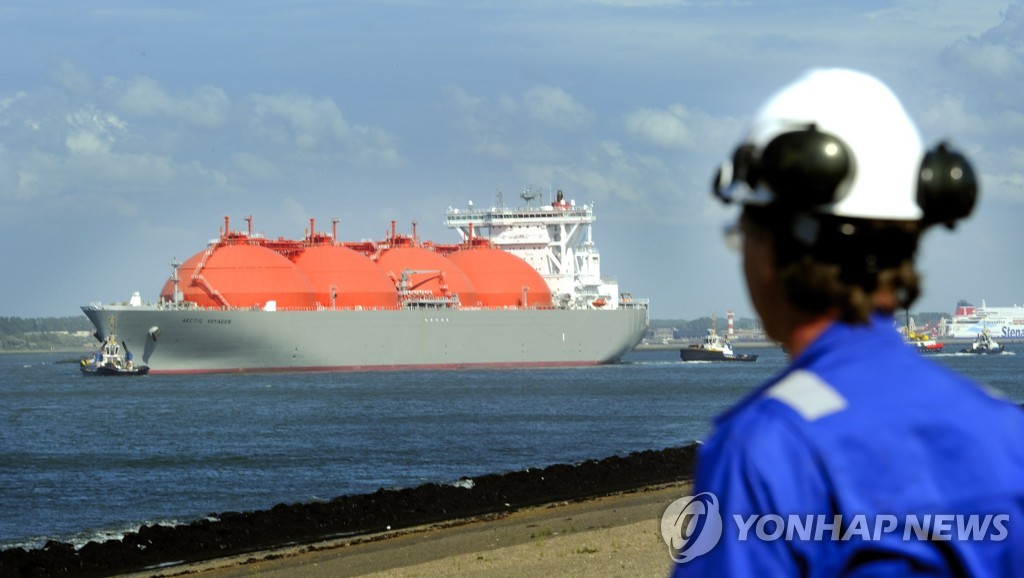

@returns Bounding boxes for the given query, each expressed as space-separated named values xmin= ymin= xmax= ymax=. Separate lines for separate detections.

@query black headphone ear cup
xmin=760 ymin=129 xmax=852 ymax=207
xmin=917 ymin=143 xmax=978 ymax=228
xmin=733 ymin=144 xmax=758 ymax=189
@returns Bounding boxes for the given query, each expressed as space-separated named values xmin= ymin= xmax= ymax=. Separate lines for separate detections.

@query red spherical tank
xmin=376 ymin=247 xmax=479 ymax=306
xmin=446 ymin=248 xmax=552 ymax=308
xmin=160 ymin=244 xmax=316 ymax=309
xmin=293 ymin=245 xmax=399 ymax=309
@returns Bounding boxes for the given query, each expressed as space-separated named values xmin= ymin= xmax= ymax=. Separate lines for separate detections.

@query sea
xmin=1 ymin=345 xmax=1021 ymax=551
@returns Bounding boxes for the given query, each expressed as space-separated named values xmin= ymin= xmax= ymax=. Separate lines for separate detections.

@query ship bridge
xmin=445 ymin=192 xmax=620 ymax=311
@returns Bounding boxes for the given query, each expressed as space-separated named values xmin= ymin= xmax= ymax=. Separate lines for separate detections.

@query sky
xmin=1 ymin=0 xmax=1022 ymax=320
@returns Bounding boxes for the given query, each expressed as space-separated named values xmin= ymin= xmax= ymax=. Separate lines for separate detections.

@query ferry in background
xmin=944 ymin=300 xmax=1024 ymax=340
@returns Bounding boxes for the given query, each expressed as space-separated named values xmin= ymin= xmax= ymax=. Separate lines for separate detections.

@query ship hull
xmin=680 ymin=349 xmax=758 ymax=362
xmin=959 ymin=347 xmax=1004 ymax=355
xmin=947 ymin=322 xmax=1024 ymax=340
xmin=82 ymin=305 xmax=649 ymax=374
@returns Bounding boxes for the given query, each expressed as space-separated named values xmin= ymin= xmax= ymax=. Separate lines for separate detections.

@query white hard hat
xmin=715 ymin=69 xmax=931 ymax=221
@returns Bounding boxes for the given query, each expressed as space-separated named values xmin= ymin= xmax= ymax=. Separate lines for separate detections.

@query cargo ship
xmin=944 ymin=300 xmax=1024 ymax=340
xmin=81 ymin=191 xmax=649 ymax=374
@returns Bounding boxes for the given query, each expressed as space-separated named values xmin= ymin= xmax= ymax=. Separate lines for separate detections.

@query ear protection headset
xmin=713 ymin=125 xmax=978 ymax=228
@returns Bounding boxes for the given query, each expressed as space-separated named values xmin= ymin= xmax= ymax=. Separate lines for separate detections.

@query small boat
xmin=903 ymin=312 xmax=943 ymax=354
xmin=960 ymin=328 xmax=1004 ymax=355
xmin=80 ymin=336 xmax=150 ymax=376
xmin=905 ymin=333 xmax=944 ymax=353
xmin=681 ymin=316 xmax=757 ymax=362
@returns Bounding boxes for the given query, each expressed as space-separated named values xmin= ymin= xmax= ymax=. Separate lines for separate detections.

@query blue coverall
xmin=672 ymin=314 xmax=1024 ymax=576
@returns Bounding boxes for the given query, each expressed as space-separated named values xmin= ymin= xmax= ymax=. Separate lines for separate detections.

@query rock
xmin=0 ymin=444 xmax=698 ymax=577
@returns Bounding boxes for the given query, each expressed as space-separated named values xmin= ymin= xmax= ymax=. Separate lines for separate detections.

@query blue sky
xmin=1 ymin=0 xmax=1022 ymax=319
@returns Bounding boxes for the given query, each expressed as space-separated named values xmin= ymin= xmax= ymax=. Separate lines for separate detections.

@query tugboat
xmin=680 ymin=315 xmax=758 ymax=362
xmin=903 ymin=312 xmax=943 ymax=354
xmin=80 ymin=336 xmax=150 ymax=376
xmin=959 ymin=328 xmax=1004 ymax=355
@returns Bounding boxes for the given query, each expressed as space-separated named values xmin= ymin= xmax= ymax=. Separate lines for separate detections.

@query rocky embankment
xmin=0 ymin=444 xmax=699 ymax=577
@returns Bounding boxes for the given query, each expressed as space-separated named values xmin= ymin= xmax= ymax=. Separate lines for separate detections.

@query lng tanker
xmin=82 ymin=191 xmax=649 ymax=374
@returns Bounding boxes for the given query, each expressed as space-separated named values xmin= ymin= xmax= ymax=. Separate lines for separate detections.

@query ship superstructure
xmin=445 ymin=190 xmax=618 ymax=310
xmin=944 ymin=300 xmax=1024 ymax=340
xmin=82 ymin=192 xmax=649 ymax=374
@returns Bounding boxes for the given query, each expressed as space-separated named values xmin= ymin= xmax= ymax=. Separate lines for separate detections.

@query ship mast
xmin=169 ymin=258 xmax=183 ymax=304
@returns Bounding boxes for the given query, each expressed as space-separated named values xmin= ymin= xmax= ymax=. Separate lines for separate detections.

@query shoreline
xmin=0 ymin=348 xmax=92 ymax=355
xmin=127 ymin=480 xmax=692 ymax=577
xmin=2 ymin=337 xmax=1019 ymax=356
xmin=0 ymin=445 xmax=698 ymax=578
xmin=637 ymin=336 xmax=1022 ymax=351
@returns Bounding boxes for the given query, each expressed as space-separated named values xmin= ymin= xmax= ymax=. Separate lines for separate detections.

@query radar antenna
xmin=520 ymin=187 xmax=541 ymax=207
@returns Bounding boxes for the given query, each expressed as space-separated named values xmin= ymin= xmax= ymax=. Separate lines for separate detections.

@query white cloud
xmin=947 ymin=39 xmax=1022 ymax=80
xmin=1 ymin=91 xmax=28 ymax=111
xmin=0 ymin=98 xmax=215 ymax=209
xmin=919 ymin=93 xmax=989 ymax=138
xmin=471 ymin=139 xmax=515 ymax=160
xmin=448 ymin=84 xmax=593 ymax=132
xmin=52 ymin=61 xmax=93 ymax=95
xmin=16 ymin=169 xmax=38 ymax=199
xmin=249 ymin=92 xmax=403 ymax=166
xmin=0 ymin=0 xmax=1021 ymax=318
xmin=586 ymin=0 xmax=687 ymax=6
xmin=624 ymin=105 xmax=694 ymax=149
xmin=116 ymin=77 xmax=230 ymax=129
xmin=513 ymin=138 xmax=676 ymax=208
xmin=444 ymin=84 xmax=596 ymax=163
xmin=446 ymin=85 xmax=484 ymax=114
xmin=65 ymin=131 xmax=111 ymax=155
xmin=522 ymin=85 xmax=593 ymax=130
xmin=942 ymin=2 xmax=1024 ymax=110
xmin=230 ymin=152 xmax=279 ymax=180
xmin=64 ymin=107 xmax=128 ymax=155
xmin=0 ymin=92 xmax=29 ymax=131
xmin=986 ymin=170 xmax=1024 ymax=202
xmin=251 ymin=92 xmax=350 ymax=149
xmin=624 ymin=103 xmax=744 ymax=154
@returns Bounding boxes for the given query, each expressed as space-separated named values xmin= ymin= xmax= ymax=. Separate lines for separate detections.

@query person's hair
xmin=743 ymin=206 xmax=922 ymax=324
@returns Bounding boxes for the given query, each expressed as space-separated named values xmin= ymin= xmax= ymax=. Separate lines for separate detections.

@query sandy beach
xmin=123 ymin=481 xmax=690 ymax=578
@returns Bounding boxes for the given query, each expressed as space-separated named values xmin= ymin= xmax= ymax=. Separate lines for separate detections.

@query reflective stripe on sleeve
xmin=765 ymin=369 xmax=848 ymax=421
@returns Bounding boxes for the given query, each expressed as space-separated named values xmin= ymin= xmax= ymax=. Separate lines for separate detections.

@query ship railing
xmin=156 ymin=299 xmax=201 ymax=310
xmin=401 ymin=300 xmax=459 ymax=309
xmin=139 ymin=300 xmax=642 ymax=313
xmin=444 ymin=210 xmax=595 ymax=228
xmin=445 ymin=207 xmax=593 ymax=220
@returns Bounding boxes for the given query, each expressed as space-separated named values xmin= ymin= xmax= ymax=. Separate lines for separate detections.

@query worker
xmin=671 ymin=68 xmax=1024 ymax=576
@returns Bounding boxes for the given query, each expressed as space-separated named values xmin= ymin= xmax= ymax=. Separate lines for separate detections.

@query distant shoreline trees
xmin=0 ymin=316 xmax=95 ymax=351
